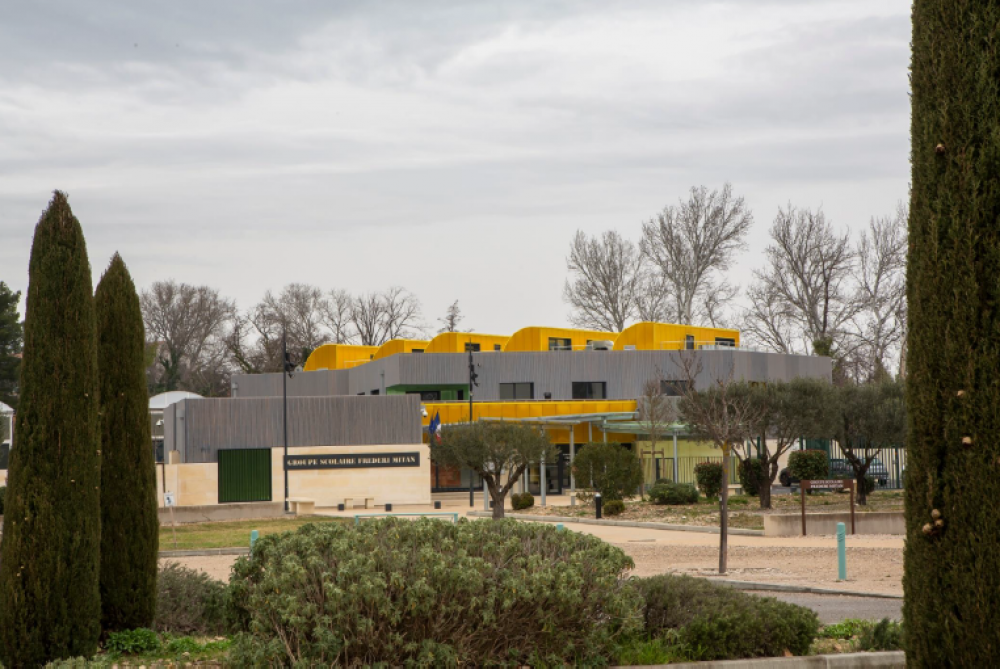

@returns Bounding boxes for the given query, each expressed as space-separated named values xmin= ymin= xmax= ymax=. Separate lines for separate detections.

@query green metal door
xmin=218 ymin=448 xmax=272 ymax=503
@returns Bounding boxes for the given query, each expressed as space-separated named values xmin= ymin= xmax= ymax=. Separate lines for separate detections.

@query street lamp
xmin=282 ymin=331 xmax=295 ymax=513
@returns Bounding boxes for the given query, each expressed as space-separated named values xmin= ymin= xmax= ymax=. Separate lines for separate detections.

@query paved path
xmin=750 ymin=592 xmax=902 ymax=623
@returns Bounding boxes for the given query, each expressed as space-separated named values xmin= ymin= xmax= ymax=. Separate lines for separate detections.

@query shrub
xmin=694 ymin=462 xmax=724 ymax=499
xmin=155 ymin=562 xmax=228 ymax=636
xmin=604 ymin=499 xmax=626 ymax=516
xmin=0 ymin=485 xmax=5 ymax=515
xmin=573 ymin=442 xmax=643 ymax=501
xmin=738 ymin=458 xmax=766 ymax=496
xmin=510 ymin=492 xmax=534 ymax=510
xmin=788 ymin=450 xmax=829 ymax=482
xmin=649 ymin=482 xmax=699 ymax=505
xmin=858 ymin=618 xmax=904 ymax=651
xmin=862 ymin=475 xmax=876 ymax=495
xmin=104 ymin=628 xmax=161 ymax=655
xmin=228 ymin=518 xmax=642 ymax=666
xmin=819 ymin=618 xmax=871 ymax=639
xmin=632 ymin=575 xmax=819 ymax=659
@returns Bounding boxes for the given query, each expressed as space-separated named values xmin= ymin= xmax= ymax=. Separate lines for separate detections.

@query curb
xmin=159 ymin=547 xmax=249 ymax=558
xmin=466 ymin=511 xmax=765 ymax=536
xmin=713 ymin=579 xmax=903 ymax=600
xmin=616 ymin=651 xmax=905 ymax=668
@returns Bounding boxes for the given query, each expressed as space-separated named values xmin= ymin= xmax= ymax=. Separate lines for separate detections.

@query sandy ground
xmin=166 ymin=516 xmax=904 ymax=596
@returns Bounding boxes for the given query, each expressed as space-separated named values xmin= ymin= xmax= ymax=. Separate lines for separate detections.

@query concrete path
xmin=750 ymin=592 xmax=902 ymax=624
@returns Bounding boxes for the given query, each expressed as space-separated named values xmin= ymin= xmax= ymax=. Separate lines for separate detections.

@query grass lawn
xmin=159 ymin=515 xmax=347 ymax=551
xmin=516 ymin=490 xmax=905 ymax=531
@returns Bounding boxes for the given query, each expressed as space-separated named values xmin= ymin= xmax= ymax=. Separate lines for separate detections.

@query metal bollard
xmin=837 ymin=522 xmax=847 ymax=581
xmin=337 ymin=503 xmax=345 ymax=512
xmin=434 ymin=501 xmax=442 ymax=510
xmin=385 ymin=503 xmax=393 ymax=512
xmin=556 ymin=523 xmax=564 ymax=531
xmin=595 ymin=493 xmax=603 ymax=519
xmin=250 ymin=530 xmax=259 ymax=550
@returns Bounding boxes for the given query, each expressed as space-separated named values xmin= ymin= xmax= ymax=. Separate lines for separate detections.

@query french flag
xmin=427 ymin=412 xmax=442 ymax=443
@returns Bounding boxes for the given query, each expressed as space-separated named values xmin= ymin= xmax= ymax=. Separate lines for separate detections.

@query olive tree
xmin=832 ymin=380 xmax=905 ymax=505
xmin=434 ymin=421 xmax=548 ymax=519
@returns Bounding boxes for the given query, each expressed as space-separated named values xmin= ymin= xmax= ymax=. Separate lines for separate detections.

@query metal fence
xmin=826 ymin=441 xmax=907 ymax=490
xmin=650 ymin=456 xmax=739 ymax=486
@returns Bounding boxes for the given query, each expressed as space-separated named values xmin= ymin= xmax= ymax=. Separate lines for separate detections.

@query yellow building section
xmin=421 ymin=400 xmax=638 ymax=444
xmin=424 ymin=332 xmax=510 ymax=354
xmin=613 ymin=322 xmax=739 ymax=351
xmin=373 ymin=338 xmax=432 ymax=361
xmin=303 ymin=343 xmax=379 ymax=371
xmin=503 ymin=326 xmax=618 ymax=352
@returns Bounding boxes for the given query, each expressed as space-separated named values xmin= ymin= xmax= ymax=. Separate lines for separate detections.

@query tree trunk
xmin=855 ymin=466 xmax=870 ymax=506
xmin=486 ymin=476 xmax=505 ymax=519
xmin=719 ymin=445 xmax=729 ymax=574
xmin=905 ymin=2 xmax=1000 ymax=664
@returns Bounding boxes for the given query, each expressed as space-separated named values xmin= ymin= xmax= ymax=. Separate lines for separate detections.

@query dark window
xmin=457 ymin=389 xmax=465 ymax=400
xmin=499 ymin=382 xmax=535 ymax=400
xmin=714 ymin=337 xmax=736 ymax=347
xmin=685 ymin=335 xmax=695 ymax=350
xmin=494 ymin=344 xmax=502 ymax=351
xmin=371 ymin=389 xmax=380 ymax=395
xmin=548 ymin=337 xmax=572 ymax=350
xmin=660 ymin=380 xmax=690 ymax=397
xmin=357 ymin=391 xmax=366 ymax=395
xmin=572 ymin=382 xmax=607 ymax=399
xmin=411 ymin=348 xmax=424 ymax=353
xmin=464 ymin=342 xmax=481 ymax=352
xmin=407 ymin=390 xmax=441 ymax=401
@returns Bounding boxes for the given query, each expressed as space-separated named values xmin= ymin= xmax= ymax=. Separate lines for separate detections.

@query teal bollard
xmin=250 ymin=530 xmax=259 ymax=550
xmin=836 ymin=522 xmax=847 ymax=581
xmin=556 ymin=524 xmax=564 ymax=531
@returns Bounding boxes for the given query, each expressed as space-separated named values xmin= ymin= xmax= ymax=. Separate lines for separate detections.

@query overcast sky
xmin=0 ymin=1 xmax=911 ymax=336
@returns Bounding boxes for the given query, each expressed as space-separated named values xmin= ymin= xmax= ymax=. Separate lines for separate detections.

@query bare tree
xmin=675 ymin=353 xmax=763 ymax=573
xmin=351 ymin=287 xmax=424 ymax=346
xmin=321 ymin=289 xmax=356 ymax=344
xmin=638 ymin=374 xmax=676 ymax=492
xmin=437 ymin=300 xmax=468 ymax=333
xmin=641 ymin=184 xmax=753 ymax=326
xmin=741 ymin=282 xmax=801 ymax=353
xmin=141 ymin=281 xmax=235 ymax=396
xmin=258 ymin=284 xmax=328 ymax=360
xmin=563 ymin=230 xmax=648 ymax=331
xmin=745 ymin=205 xmax=858 ymax=362
xmin=846 ymin=204 xmax=908 ymax=381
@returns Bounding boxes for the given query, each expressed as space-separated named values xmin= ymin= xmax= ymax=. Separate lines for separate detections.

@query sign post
xmin=800 ymin=479 xmax=855 ymax=536
xmin=164 ymin=491 xmax=178 ymax=550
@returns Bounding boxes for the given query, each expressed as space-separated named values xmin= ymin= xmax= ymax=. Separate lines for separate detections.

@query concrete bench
xmin=343 ymin=497 xmax=376 ymax=509
xmin=287 ymin=498 xmax=315 ymax=516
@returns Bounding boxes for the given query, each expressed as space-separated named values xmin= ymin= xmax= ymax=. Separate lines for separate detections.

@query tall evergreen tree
xmin=96 ymin=254 xmax=159 ymax=632
xmin=905 ymin=2 xmax=1000 ymax=664
xmin=0 ymin=281 xmax=22 ymax=410
xmin=0 ymin=192 xmax=102 ymax=665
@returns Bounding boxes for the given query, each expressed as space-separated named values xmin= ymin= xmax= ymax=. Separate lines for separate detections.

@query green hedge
xmin=738 ymin=458 xmax=766 ymax=496
xmin=227 ymin=519 xmax=642 ymax=666
xmin=694 ymin=462 xmax=724 ymax=499
xmin=604 ymin=499 xmax=626 ymax=516
xmin=649 ymin=482 xmax=699 ymax=505
xmin=632 ymin=575 xmax=819 ymax=660
xmin=788 ymin=450 xmax=829 ymax=482
xmin=510 ymin=492 xmax=534 ymax=510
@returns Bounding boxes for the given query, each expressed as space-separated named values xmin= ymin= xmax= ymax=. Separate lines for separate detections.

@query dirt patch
xmin=160 ymin=555 xmax=239 ymax=582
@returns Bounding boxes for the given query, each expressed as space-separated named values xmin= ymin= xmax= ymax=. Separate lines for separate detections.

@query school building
xmin=152 ymin=322 xmax=831 ymax=511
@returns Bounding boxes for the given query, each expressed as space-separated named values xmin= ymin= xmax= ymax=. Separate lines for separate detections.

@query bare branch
xmin=563 ymin=230 xmax=648 ymax=331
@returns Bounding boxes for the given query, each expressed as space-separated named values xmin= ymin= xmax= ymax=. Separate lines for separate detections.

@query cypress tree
xmin=96 ymin=254 xmax=159 ymax=632
xmin=0 ymin=191 xmax=102 ymax=665
xmin=905 ymin=1 xmax=1000 ymax=664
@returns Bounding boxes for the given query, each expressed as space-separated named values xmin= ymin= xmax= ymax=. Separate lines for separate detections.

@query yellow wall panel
xmin=614 ymin=322 xmax=740 ymax=351
xmin=303 ymin=343 xmax=379 ymax=371
xmin=503 ymin=326 xmax=619 ymax=352
xmin=373 ymin=339 xmax=432 ymax=361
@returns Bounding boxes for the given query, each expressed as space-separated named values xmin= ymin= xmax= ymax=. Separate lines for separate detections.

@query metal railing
xmin=649 ymin=456 xmax=739 ymax=486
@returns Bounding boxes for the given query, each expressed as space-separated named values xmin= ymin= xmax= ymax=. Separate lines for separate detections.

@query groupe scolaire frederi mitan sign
xmin=284 ymin=452 xmax=420 ymax=470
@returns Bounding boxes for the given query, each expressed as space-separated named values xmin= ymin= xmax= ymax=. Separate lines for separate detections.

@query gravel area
xmin=161 ymin=555 xmax=238 ymax=582
xmin=612 ymin=543 xmax=903 ymax=596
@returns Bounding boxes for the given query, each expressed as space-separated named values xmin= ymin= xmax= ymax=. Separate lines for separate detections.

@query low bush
xmin=694 ymin=462 xmax=724 ymax=499
xmin=632 ymin=574 xmax=819 ymax=660
xmin=155 ymin=562 xmax=229 ymax=635
xmin=649 ymin=482 xmax=699 ymax=505
xmin=819 ymin=618 xmax=871 ymax=639
xmin=858 ymin=618 xmax=904 ymax=651
xmin=510 ymin=492 xmax=534 ymax=510
xmin=738 ymin=458 xmax=766 ymax=497
xmin=603 ymin=499 xmax=626 ymax=516
xmin=788 ymin=450 xmax=829 ymax=482
xmin=227 ymin=518 xmax=643 ymax=666
xmin=105 ymin=628 xmax=161 ymax=655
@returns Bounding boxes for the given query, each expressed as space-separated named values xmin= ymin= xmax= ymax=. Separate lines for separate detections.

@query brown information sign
xmin=800 ymin=479 xmax=855 ymax=536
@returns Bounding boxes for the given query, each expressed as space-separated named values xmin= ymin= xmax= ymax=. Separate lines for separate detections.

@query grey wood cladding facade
xmin=164 ymin=395 xmax=422 ymax=464
xmin=232 ymin=349 xmax=833 ymax=402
